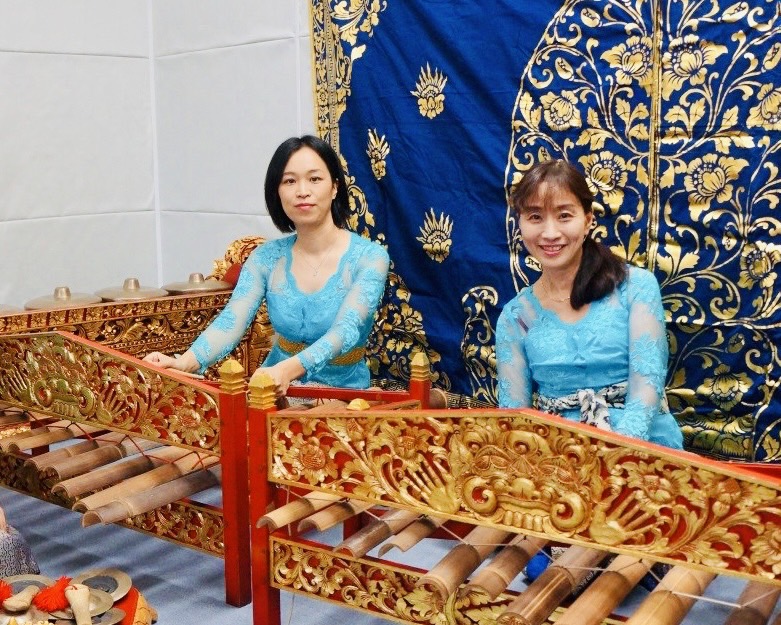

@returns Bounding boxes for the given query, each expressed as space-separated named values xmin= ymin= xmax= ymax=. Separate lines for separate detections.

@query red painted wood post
xmin=217 ymin=359 xmax=252 ymax=607
xmin=247 ymin=372 xmax=281 ymax=625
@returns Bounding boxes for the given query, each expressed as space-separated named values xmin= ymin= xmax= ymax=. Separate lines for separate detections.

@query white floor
xmin=0 ymin=487 xmax=776 ymax=625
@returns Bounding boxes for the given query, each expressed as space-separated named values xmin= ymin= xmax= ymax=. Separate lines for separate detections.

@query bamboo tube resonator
xmin=257 ymin=491 xmax=344 ymax=531
xmin=334 ymin=508 xmax=421 ymax=558
xmin=497 ymin=546 xmax=609 ymax=625
xmin=83 ymin=465 xmax=222 ymax=526
xmin=417 ymin=525 xmax=512 ymax=602
xmin=460 ymin=534 xmax=548 ymax=600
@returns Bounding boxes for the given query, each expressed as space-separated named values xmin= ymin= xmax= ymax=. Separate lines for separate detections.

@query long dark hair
xmin=510 ymin=160 xmax=627 ymax=308
xmin=264 ymin=135 xmax=350 ymax=233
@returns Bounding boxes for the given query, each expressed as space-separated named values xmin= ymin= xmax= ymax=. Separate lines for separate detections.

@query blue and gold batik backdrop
xmin=309 ymin=0 xmax=781 ymax=461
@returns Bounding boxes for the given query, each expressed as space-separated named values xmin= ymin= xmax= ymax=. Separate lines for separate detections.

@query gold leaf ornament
xmin=366 ymin=128 xmax=390 ymax=180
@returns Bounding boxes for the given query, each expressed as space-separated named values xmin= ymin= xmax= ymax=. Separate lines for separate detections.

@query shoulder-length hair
xmin=264 ymin=135 xmax=350 ymax=233
xmin=510 ymin=159 xmax=627 ymax=308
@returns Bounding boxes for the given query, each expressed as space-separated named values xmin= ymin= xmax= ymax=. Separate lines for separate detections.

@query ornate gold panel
xmin=270 ymin=536 xmax=624 ymax=625
xmin=0 ymin=332 xmax=222 ymax=454
xmin=269 ymin=409 xmax=781 ymax=585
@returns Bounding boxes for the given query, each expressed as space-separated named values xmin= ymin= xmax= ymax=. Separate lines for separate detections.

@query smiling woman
xmin=143 ymin=136 xmax=390 ymax=395
xmin=496 ymin=159 xmax=682 ymax=450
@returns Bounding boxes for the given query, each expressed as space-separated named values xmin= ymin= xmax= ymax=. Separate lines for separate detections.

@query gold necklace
xmin=540 ymin=278 xmax=571 ymax=303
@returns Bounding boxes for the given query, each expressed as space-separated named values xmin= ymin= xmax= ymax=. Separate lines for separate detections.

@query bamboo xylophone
xmin=247 ymin=376 xmax=781 ymax=625
xmin=0 ymin=330 xmax=255 ymax=607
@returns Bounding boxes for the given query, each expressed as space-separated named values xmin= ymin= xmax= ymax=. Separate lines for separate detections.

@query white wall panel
xmin=158 ymin=211 xmax=280 ymax=286
xmin=0 ymin=213 xmax=158 ymax=308
xmin=0 ymin=0 xmax=148 ymax=57
xmin=297 ymin=0 xmax=312 ymax=37
xmin=153 ymin=0 xmax=295 ymax=57
xmin=0 ymin=53 xmax=153 ymax=220
xmin=154 ymin=40 xmax=300 ymax=215
xmin=298 ymin=34 xmax=316 ymax=134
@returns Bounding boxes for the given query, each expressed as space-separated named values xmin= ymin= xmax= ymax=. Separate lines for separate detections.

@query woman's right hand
xmin=142 ymin=350 xmax=199 ymax=373
xmin=143 ymin=352 xmax=178 ymax=368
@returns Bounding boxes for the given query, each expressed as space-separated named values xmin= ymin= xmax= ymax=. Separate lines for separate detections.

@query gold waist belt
xmin=276 ymin=335 xmax=365 ymax=366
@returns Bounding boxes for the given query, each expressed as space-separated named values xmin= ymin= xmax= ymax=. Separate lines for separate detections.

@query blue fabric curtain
xmin=310 ymin=0 xmax=781 ymax=461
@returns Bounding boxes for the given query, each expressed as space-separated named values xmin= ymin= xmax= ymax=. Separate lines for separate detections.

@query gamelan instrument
xmin=247 ymin=372 xmax=781 ymax=625
xmin=0 ymin=238 xmax=269 ymax=608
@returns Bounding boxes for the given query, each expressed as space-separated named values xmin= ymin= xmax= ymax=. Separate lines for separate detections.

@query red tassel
xmin=31 ymin=575 xmax=72 ymax=612
xmin=0 ymin=579 xmax=12 ymax=603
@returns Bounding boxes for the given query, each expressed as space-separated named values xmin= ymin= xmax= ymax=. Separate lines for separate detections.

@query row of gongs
xmin=0 ymin=273 xmax=233 ymax=313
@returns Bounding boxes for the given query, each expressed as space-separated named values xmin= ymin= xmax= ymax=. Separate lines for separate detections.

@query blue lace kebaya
xmin=496 ymin=266 xmax=683 ymax=449
xmin=192 ymin=232 xmax=389 ymax=389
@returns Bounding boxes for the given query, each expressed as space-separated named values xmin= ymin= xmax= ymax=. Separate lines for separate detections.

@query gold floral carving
xmin=416 ymin=209 xmax=453 ymax=263
xmin=0 ymin=332 xmax=222 ymax=453
xmin=411 ymin=63 xmax=448 ymax=119
xmin=127 ymin=500 xmax=225 ymax=557
xmin=366 ymin=129 xmax=390 ymax=180
xmin=0 ymin=293 xmax=232 ymax=358
xmin=270 ymin=409 xmax=781 ymax=585
xmin=270 ymin=536 xmax=623 ymax=624
xmin=208 ymin=235 xmax=265 ymax=281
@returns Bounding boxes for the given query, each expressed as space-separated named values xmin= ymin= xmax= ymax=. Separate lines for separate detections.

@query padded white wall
xmin=153 ymin=0 xmax=315 ymax=284
xmin=0 ymin=0 xmax=315 ymax=308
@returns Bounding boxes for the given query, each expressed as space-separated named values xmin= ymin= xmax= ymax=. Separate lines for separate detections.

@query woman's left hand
xmin=254 ymin=357 xmax=305 ymax=397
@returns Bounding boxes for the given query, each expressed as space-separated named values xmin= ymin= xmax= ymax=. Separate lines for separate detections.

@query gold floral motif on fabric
xmin=411 ymin=63 xmax=448 ymax=119
xmin=366 ymin=129 xmax=390 ymax=180
xmin=417 ymin=209 xmax=453 ymax=263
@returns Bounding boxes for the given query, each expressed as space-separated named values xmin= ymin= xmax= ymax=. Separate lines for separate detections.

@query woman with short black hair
xmin=145 ymin=135 xmax=389 ymax=395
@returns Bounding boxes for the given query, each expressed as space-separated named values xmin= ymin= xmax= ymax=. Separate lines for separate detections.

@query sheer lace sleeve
xmin=190 ymin=244 xmax=274 ymax=373
xmin=496 ymin=294 xmax=533 ymax=408
xmin=614 ymin=267 xmax=669 ymax=439
xmin=297 ymin=240 xmax=390 ymax=376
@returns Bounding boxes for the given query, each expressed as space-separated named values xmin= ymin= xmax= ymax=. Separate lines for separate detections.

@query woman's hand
xmin=142 ymin=350 xmax=200 ymax=373
xmin=255 ymin=357 xmax=305 ymax=397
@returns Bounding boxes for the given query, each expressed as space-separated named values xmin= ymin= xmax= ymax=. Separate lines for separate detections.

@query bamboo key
xmin=297 ymin=498 xmax=374 ymax=533
xmin=377 ymin=514 xmax=447 ymax=557
xmin=72 ymin=447 xmax=218 ymax=511
xmin=83 ymin=466 xmax=222 ymax=526
xmin=5 ymin=422 xmax=104 ymax=453
xmin=555 ymin=555 xmax=654 ymax=625
xmin=52 ymin=444 xmax=192 ymax=500
xmin=42 ymin=435 xmax=162 ymax=481
xmin=723 ymin=580 xmax=781 ymax=625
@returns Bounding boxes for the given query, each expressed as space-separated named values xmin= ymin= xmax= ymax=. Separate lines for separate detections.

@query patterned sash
xmin=535 ymin=381 xmax=628 ymax=431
